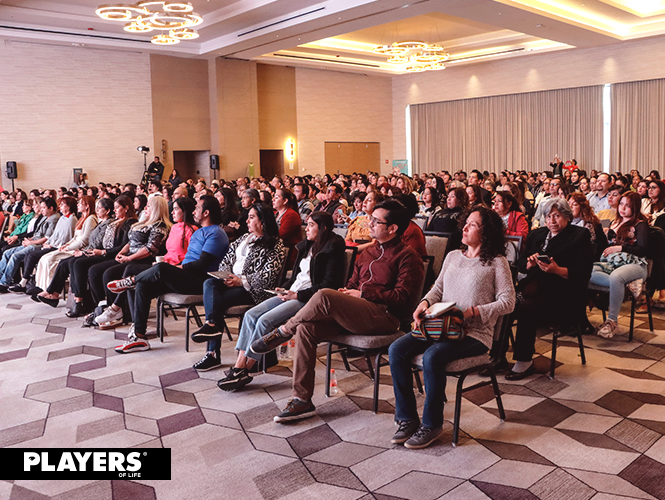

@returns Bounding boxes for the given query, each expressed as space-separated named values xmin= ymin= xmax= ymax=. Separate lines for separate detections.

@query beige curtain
xmin=610 ymin=79 xmax=665 ymax=176
xmin=410 ymin=85 xmax=604 ymax=174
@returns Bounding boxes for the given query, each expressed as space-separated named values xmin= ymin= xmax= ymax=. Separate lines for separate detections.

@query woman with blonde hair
xmin=91 ymin=195 xmax=172 ymax=329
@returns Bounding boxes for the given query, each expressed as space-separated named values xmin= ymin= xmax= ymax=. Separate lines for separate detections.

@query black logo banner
xmin=0 ymin=448 xmax=171 ymax=480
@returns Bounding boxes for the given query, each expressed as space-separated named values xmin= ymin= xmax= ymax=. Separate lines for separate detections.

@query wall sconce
xmin=286 ymin=138 xmax=296 ymax=162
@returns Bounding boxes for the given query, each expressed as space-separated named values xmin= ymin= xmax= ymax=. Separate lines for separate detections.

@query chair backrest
xmin=276 ymin=246 xmax=293 ymax=286
xmin=425 ymin=234 xmax=448 ymax=278
xmin=332 ymin=223 xmax=348 ymax=238
xmin=0 ymin=215 xmax=8 ymax=236
xmin=342 ymin=246 xmax=358 ymax=284
xmin=420 ymin=256 xmax=434 ymax=297
xmin=412 ymin=216 xmax=427 ymax=230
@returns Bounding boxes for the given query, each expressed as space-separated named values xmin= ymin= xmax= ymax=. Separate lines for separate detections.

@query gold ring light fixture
xmin=373 ymin=40 xmax=449 ymax=72
xmin=96 ymin=1 xmax=202 ymax=45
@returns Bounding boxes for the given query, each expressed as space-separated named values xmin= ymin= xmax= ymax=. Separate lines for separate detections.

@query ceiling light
xmin=410 ymin=51 xmax=447 ymax=63
xmin=405 ymin=65 xmax=426 ymax=72
xmin=372 ymin=44 xmax=408 ymax=55
xmin=151 ymin=33 xmax=180 ymax=44
xmin=96 ymin=1 xmax=201 ymax=44
xmin=392 ymin=41 xmax=428 ymax=50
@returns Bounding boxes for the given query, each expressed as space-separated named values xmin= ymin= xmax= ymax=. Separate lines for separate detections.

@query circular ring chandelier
xmin=96 ymin=1 xmax=202 ymax=45
xmin=373 ymin=40 xmax=449 ymax=72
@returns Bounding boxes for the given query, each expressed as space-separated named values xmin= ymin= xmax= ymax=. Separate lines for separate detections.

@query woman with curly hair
xmin=388 ymin=206 xmax=515 ymax=449
xmin=568 ymin=192 xmax=607 ymax=260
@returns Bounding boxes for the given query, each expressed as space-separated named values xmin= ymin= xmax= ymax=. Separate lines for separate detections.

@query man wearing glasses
xmin=319 ymin=184 xmax=345 ymax=216
xmin=251 ymin=199 xmax=424 ymax=422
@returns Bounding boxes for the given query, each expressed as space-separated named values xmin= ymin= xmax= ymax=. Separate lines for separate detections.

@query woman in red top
xmin=274 ymin=188 xmax=302 ymax=265
xmin=493 ymin=190 xmax=528 ymax=239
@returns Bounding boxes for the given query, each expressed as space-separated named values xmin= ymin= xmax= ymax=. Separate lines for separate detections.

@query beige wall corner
xmin=213 ymin=58 xmax=260 ymax=181
xmin=257 ymin=64 xmax=298 ymax=176
xmin=0 ymin=42 xmax=153 ymax=190
xmin=150 ymin=54 xmax=211 ymax=181
xmin=295 ymin=68 xmax=393 ymax=177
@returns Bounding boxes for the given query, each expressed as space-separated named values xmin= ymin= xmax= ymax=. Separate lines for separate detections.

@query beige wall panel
xmin=393 ymin=36 xmax=665 ymax=162
xmin=0 ymin=42 xmax=153 ymax=190
xmin=257 ymin=64 xmax=298 ymax=175
xmin=295 ymin=68 xmax=393 ymax=177
xmin=150 ymin=55 xmax=210 ymax=178
xmin=213 ymin=58 xmax=260 ymax=181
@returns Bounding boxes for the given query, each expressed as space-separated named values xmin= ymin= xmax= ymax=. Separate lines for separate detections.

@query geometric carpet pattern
xmin=2 ymin=293 xmax=665 ymax=500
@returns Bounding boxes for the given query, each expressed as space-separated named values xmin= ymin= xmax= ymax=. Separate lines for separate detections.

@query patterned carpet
xmin=1 ymin=292 xmax=665 ymax=500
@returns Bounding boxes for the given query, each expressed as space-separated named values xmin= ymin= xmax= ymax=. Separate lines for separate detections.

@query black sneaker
xmin=391 ymin=420 xmax=420 ymax=444
xmin=191 ymin=323 xmax=223 ymax=343
xmin=217 ymin=368 xmax=252 ymax=392
xmin=193 ymin=352 xmax=221 ymax=371
xmin=250 ymin=328 xmax=293 ymax=355
xmin=8 ymin=284 xmax=26 ymax=293
xmin=404 ymin=425 xmax=444 ymax=449
xmin=274 ymin=398 xmax=316 ymax=422
xmin=0 ymin=285 xmax=9 ymax=294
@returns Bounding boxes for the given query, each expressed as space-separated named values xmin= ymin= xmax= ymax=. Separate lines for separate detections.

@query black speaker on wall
xmin=210 ymin=155 xmax=219 ymax=170
xmin=6 ymin=162 xmax=17 ymax=179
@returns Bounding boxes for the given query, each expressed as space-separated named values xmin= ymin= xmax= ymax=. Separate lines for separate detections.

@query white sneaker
xmin=96 ymin=306 xmax=124 ymax=330
xmin=115 ymin=327 xmax=150 ymax=354
xmin=597 ymin=319 xmax=619 ymax=339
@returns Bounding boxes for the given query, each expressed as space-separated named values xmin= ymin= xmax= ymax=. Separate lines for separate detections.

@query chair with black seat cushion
xmin=411 ymin=314 xmax=511 ymax=446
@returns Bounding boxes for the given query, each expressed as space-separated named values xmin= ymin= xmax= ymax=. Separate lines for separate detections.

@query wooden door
xmin=260 ymin=149 xmax=284 ymax=179
xmin=325 ymin=142 xmax=380 ymax=176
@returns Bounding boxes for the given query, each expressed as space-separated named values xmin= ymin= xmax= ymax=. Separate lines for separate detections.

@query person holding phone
xmin=188 ymin=203 xmax=286 ymax=371
xmin=206 ymin=212 xmax=345 ymax=389
xmin=506 ymin=198 xmax=593 ymax=380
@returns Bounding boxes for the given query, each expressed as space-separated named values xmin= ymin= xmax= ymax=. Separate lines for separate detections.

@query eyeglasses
xmin=369 ymin=215 xmax=389 ymax=226
xmin=649 ymin=186 xmax=658 ymax=190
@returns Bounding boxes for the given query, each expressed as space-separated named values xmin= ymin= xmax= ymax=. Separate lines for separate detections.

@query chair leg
xmin=629 ymin=297 xmax=635 ymax=343
xmin=158 ymin=299 xmax=164 ymax=343
xmin=340 ymin=350 xmax=351 ymax=372
xmin=576 ymin=324 xmax=586 ymax=365
xmin=647 ymin=295 xmax=654 ymax=333
xmin=166 ymin=304 xmax=177 ymax=321
xmin=413 ymin=370 xmax=424 ymax=395
xmin=185 ymin=307 xmax=195 ymax=353
xmin=601 ymin=309 xmax=606 ymax=321
xmin=365 ymin=353 xmax=375 ymax=381
xmin=488 ymin=370 xmax=506 ymax=421
xmin=550 ymin=331 xmax=558 ymax=379
xmin=372 ymin=351 xmax=382 ymax=414
xmin=452 ymin=374 xmax=466 ymax=446
xmin=325 ymin=343 xmax=332 ymax=398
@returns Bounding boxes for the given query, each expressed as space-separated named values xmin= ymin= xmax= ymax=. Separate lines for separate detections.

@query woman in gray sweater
xmin=389 ymin=206 xmax=515 ymax=449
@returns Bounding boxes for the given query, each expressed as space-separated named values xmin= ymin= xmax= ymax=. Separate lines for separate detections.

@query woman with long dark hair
xmin=493 ymin=190 xmax=528 ymax=239
xmin=206 ymin=212 xmax=346 ymax=390
xmin=389 ymin=206 xmax=515 ymax=449
xmin=592 ymin=191 xmax=649 ymax=338
xmin=189 ymin=203 xmax=286 ymax=373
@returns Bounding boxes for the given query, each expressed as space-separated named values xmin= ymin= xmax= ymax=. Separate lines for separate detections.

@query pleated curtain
xmin=410 ymin=85 xmax=604 ymax=174
xmin=610 ymin=79 xmax=665 ymax=176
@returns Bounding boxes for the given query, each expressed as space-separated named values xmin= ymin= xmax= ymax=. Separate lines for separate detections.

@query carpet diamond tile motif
xmin=2 ymin=294 xmax=665 ymax=499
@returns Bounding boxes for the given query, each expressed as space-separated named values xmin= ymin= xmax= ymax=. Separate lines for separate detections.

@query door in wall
xmin=173 ymin=151 xmax=211 ymax=185
xmin=325 ymin=142 xmax=380 ymax=176
xmin=260 ymin=149 xmax=284 ymax=180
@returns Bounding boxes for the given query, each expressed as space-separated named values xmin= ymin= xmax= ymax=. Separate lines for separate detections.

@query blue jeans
xmin=0 ymin=245 xmax=38 ymax=286
xmin=389 ymin=333 xmax=487 ymax=429
xmin=202 ymin=278 xmax=253 ymax=355
xmin=236 ymin=296 xmax=305 ymax=361
xmin=590 ymin=263 xmax=647 ymax=322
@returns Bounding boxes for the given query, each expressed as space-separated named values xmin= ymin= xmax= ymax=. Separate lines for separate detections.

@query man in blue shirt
xmin=109 ymin=195 xmax=229 ymax=353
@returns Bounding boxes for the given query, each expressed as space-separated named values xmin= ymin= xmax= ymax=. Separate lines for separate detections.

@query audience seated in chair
xmin=212 ymin=212 xmax=345 ymax=390
xmin=187 ymin=202 xmax=285 ymax=368
xmin=388 ymin=206 xmax=515 ymax=449
xmin=249 ymin=199 xmax=424 ymax=423
xmin=507 ymin=198 xmax=593 ymax=380
xmin=106 ymin=195 xmax=229 ymax=353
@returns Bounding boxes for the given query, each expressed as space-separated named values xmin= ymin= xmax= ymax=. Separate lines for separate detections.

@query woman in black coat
xmin=506 ymin=197 xmax=593 ymax=380
xmin=204 ymin=211 xmax=346 ymax=390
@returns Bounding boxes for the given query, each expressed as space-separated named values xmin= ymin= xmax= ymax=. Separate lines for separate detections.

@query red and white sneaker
xmin=115 ymin=327 xmax=150 ymax=354
xmin=107 ymin=276 xmax=136 ymax=293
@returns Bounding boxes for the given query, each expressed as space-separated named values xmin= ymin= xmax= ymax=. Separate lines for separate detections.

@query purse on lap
xmin=410 ymin=302 xmax=466 ymax=342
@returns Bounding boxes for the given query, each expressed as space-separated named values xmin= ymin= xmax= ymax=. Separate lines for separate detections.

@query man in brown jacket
xmin=251 ymin=199 xmax=424 ymax=422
